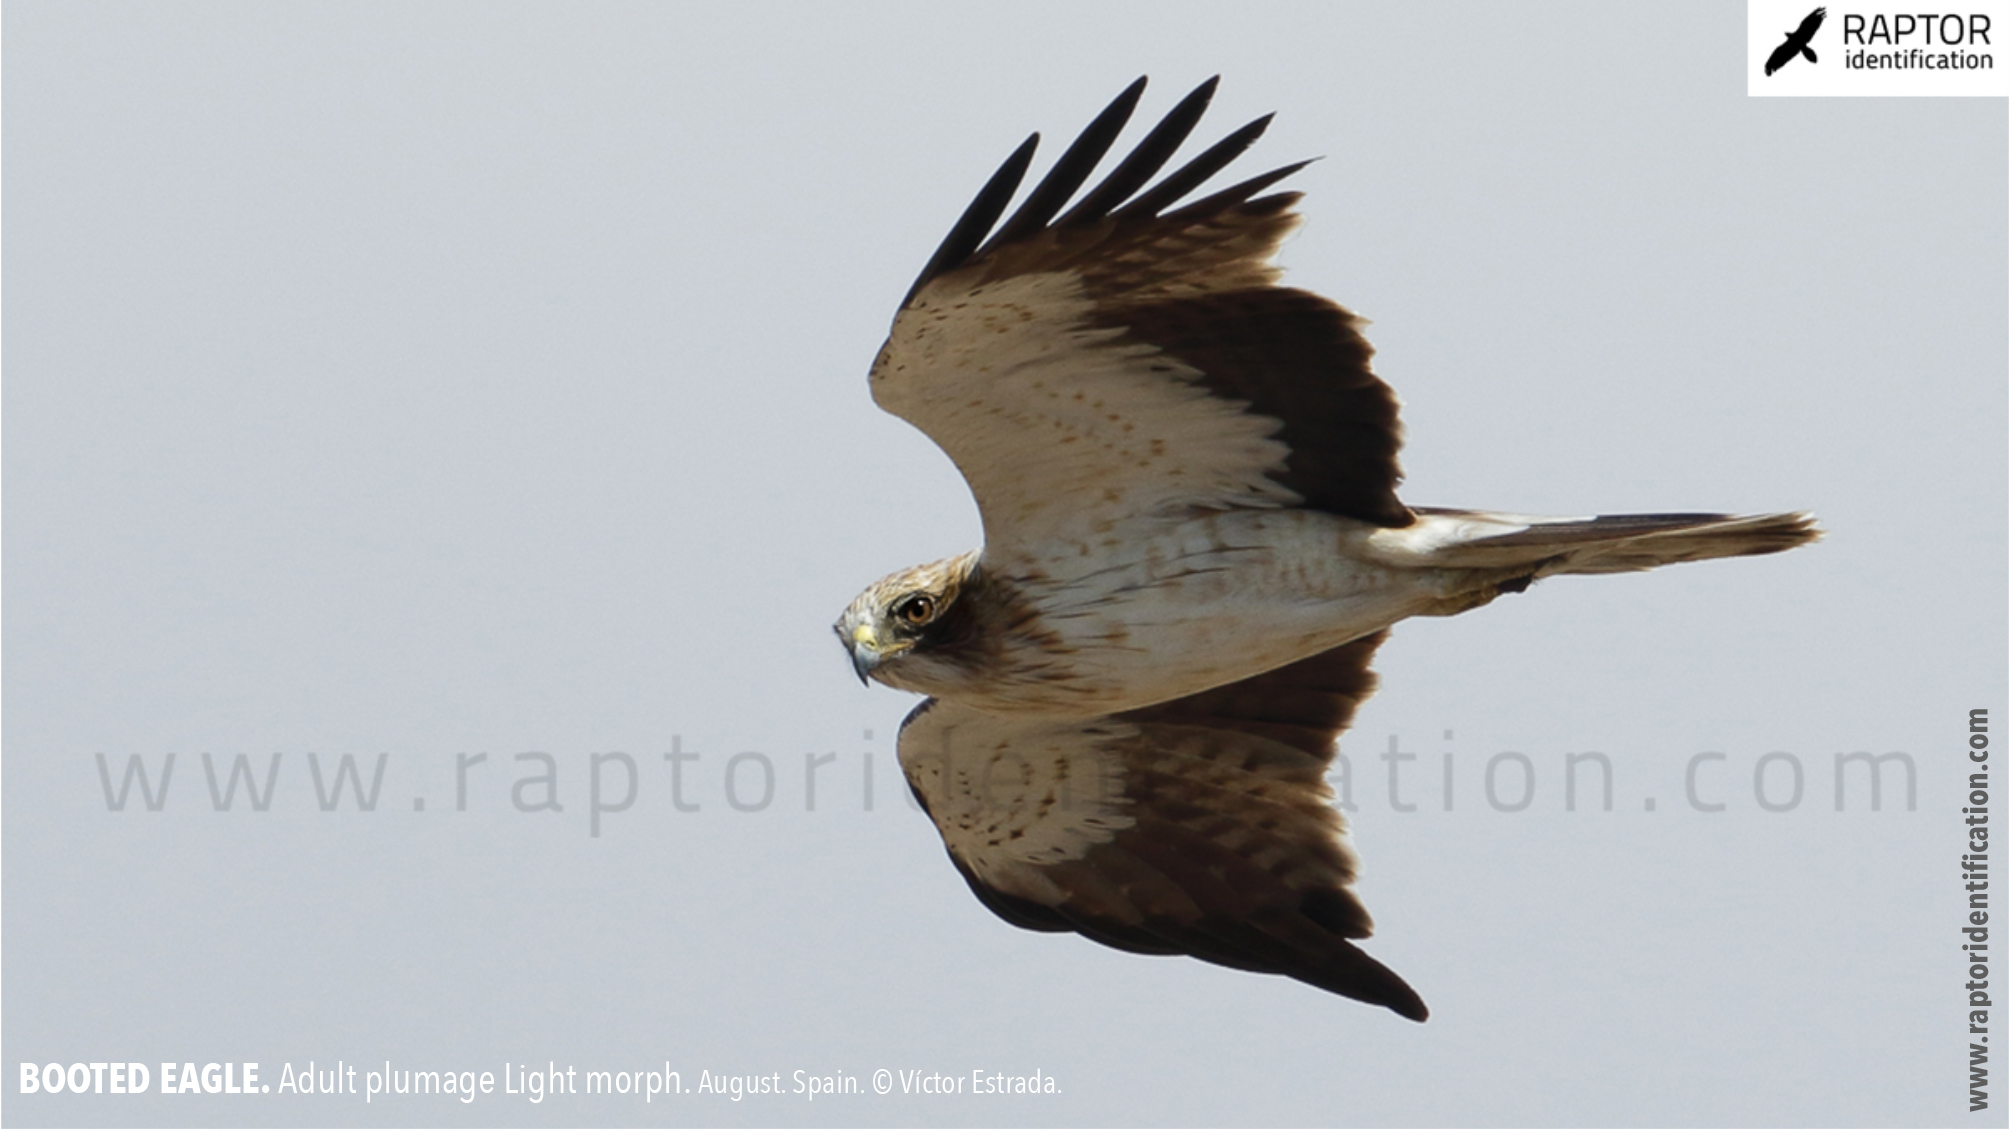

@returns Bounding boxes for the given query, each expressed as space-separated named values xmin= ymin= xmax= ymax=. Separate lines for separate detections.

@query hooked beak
xmin=849 ymin=644 xmax=879 ymax=685
xmin=846 ymin=624 xmax=883 ymax=686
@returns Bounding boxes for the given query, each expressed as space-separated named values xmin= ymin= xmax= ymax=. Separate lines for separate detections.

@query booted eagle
xmin=836 ymin=78 xmax=1817 ymax=1021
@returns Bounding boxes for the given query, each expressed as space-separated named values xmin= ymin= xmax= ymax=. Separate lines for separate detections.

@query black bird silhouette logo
xmin=1766 ymin=7 xmax=1827 ymax=75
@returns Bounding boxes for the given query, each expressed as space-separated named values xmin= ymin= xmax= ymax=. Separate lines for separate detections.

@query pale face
xmin=832 ymin=554 xmax=975 ymax=691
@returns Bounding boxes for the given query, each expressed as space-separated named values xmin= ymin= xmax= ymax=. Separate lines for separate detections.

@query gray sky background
xmin=4 ymin=2 xmax=2004 ymax=1127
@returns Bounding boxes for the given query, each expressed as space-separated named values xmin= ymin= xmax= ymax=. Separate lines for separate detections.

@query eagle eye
xmin=893 ymin=593 xmax=938 ymax=626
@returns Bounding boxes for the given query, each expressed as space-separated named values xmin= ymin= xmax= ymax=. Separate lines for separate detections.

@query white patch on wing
xmin=1366 ymin=509 xmax=1819 ymax=574
xmin=870 ymin=270 xmax=1300 ymax=568
xmin=1363 ymin=510 xmax=1557 ymax=560
xmin=899 ymin=701 xmax=1136 ymax=901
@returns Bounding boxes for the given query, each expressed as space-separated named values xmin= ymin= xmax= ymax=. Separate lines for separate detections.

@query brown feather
xmin=898 ymin=631 xmax=1426 ymax=1019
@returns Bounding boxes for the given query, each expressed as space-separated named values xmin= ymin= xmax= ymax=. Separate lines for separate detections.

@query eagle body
xmin=833 ymin=79 xmax=1818 ymax=1020
xmin=861 ymin=509 xmax=1483 ymax=718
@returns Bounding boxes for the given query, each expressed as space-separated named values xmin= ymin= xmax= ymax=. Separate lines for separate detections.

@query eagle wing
xmin=896 ymin=630 xmax=1427 ymax=1020
xmin=869 ymin=79 xmax=1411 ymax=571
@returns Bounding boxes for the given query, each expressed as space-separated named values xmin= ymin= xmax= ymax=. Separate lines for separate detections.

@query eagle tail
xmin=1404 ymin=508 xmax=1820 ymax=577
xmin=1803 ymin=45 xmax=1818 ymax=64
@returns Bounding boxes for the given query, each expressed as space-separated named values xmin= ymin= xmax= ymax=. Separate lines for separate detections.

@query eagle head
xmin=834 ymin=551 xmax=980 ymax=691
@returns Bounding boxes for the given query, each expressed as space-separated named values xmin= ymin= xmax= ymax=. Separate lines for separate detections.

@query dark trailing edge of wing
xmin=1107 ymin=288 xmax=1409 ymax=527
xmin=903 ymin=76 xmax=1292 ymax=305
xmin=943 ymin=845 xmax=1426 ymax=1020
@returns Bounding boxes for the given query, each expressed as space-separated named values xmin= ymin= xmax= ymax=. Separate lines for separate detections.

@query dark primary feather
xmin=1163 ymin=158 xmax=1314 ymax=221
xmin=1054 ymin=77 xmax=1219 ymax=226
xmin=902 ymin=76 xmax=1291 ymax=300
xmin=974 ymin=77 xmax=1147 ymax=258
xmin=1112 ymin=112 xmax=1276 ymax=220
xmin=887 ymin=77 xmax=1415 ymax=530
xmin=901 ymin=134 xmax=1039 ymax=307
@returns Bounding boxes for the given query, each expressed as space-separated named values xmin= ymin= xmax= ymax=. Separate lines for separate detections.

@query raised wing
xmin=869 ymin=78 xmax=1411 ymax=570
xmin=896 ymin=631 xmax=1427 ymax=1019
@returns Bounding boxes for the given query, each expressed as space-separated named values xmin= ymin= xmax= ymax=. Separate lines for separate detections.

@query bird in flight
xmin=835 ymin=78 xmax=1817 ymax=1020
xmin=1766 ymin=7 xmax=1827 ymax=75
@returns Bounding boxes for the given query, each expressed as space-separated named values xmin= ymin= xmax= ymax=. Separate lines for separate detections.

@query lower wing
xmin=895 ymin=632 xmax=1428 ymax=1020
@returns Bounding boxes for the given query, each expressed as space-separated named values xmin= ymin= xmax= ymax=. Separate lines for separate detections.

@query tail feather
xmin=1406 ymin=507 xmax=1820 ymax=576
